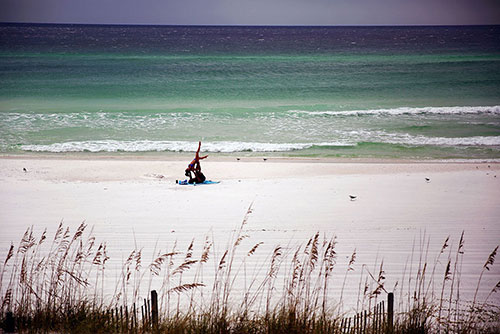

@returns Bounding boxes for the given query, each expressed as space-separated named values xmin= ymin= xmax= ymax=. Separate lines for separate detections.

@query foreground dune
xmin=1 ymin=156 xmax=499 ymax=308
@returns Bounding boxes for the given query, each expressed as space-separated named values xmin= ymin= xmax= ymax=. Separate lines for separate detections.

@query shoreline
xmin=2 ymin=152 xmax=500 ymax=164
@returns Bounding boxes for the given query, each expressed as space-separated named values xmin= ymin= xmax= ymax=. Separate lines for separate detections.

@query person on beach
xmin=185 ymin=160 xmax=206 ymax=184
xmin=185 ymin=141 xmax=208 ymax=184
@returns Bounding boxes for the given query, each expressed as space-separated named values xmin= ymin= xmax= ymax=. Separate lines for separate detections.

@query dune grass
xmin=0 ymin=213 xmax=499 ymax=333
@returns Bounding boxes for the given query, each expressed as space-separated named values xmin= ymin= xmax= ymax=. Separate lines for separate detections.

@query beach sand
xmin=1 ymin=156 xmax=499 ymax=309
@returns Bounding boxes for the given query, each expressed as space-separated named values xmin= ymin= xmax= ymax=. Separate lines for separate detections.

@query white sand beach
xmin=1 ymin=156 xmax=499 ymax=309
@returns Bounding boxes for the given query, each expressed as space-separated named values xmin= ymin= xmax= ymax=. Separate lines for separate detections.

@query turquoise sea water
xmin=1 ymin=24 xmax=500 ymax=159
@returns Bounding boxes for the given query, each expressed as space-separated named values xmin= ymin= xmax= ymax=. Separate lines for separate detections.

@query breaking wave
xmin=381 ymin=135 xmax=500 ymax=146
xmin=20 ymin=140 xmax=351 ymax=153
xmin=289 ymin=105 xmax=500 ymax=116
xmin=20 ymin=135 xmax=500 ymax=153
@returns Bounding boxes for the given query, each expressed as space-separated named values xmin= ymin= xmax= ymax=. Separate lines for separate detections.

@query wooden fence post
xmin=125 ymin=305 xmax=129 ymax=331
xmin=120 ymin=306 xmax=124 ymax=331
xmin=151 ymin=290 xmax=159 ymax=332
xmin=363 ymin=310 xmax=367 ymax=333
xmin=388 ymin=292 xmax=394 ymax=333
xmin=141 ymin=304 xmax=145 ymax=329
xmin=133 ymin=303 xmax=137 ymax=333
xmin=115 ymin=307 xmax=119 ymax=331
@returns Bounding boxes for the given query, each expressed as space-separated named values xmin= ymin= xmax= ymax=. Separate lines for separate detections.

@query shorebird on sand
xmin=425 ymin=177 xmax=431 ymax=183
xmin=349 ymin=195 xmax=357 ymax=201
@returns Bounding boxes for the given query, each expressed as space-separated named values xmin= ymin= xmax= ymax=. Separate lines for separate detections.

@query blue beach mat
xmin=177 ymin=180 xmax=220 ymax=185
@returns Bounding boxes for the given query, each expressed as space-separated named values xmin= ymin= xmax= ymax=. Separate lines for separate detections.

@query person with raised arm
xmin=185 ymin=141 xmax=208 ymax=184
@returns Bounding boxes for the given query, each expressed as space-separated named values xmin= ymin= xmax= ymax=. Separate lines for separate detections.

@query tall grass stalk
xmin=1 ymin=220 xmax=499 ymax=333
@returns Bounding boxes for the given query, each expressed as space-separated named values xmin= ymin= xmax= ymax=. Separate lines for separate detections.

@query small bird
xmin=425 ymin=177 xmax=431 ymax=183
xmin=23 ymin=168 xmax=27 ymax=173
xmin=349 ymin=195 xmax=357 ymax=201
xmin=236 ymin=158 xmax=240 ymax=161
xmin=263 ymin=158 xmax=267 ymax=161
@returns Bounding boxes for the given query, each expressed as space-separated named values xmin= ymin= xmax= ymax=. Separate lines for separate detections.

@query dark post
xmin=133 ymin=303 xmax=137 ymax=333
xmin=151 ymin=290 xmax=159 ymax=332
xmin=125 ymin=305 xmax=128 ymax=331
xmin=144 ymin=298 xmax=148 ymax=326
xmin=388 ymin=292 xmax=394 ymax=333
xmin=147 ymin=299 xmax=151 ymax=324
xmin=363 ymin=310 xmax=367 ymax=332
xmin=115 ymin=307 xmax=119 ymax=331
xmin=141 ymin=305 xmax=145 ymax=328
xmin=120 ymin=306 xmax=124 ymax=331
xmin=4 ymin=311 xmax=15 ymax=333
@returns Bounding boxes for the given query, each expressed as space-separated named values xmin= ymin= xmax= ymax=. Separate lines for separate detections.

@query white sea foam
xmin=20 ymin=135 xmax=500 ymax=153
xmin=288 ymin=105 xmax=500 ymax=116
xmin=382 ymin=135 xmax=500 ymax=146
xmin=20 ymin=140 xmax=351 ymax=153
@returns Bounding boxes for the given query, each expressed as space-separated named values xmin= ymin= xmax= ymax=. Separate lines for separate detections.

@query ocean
xmin=1 ymin=24 xmax=500 ymax=159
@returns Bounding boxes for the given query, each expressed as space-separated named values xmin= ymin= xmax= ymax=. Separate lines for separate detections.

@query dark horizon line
xmin=1 ymin=21 xmax=499 ymax=28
